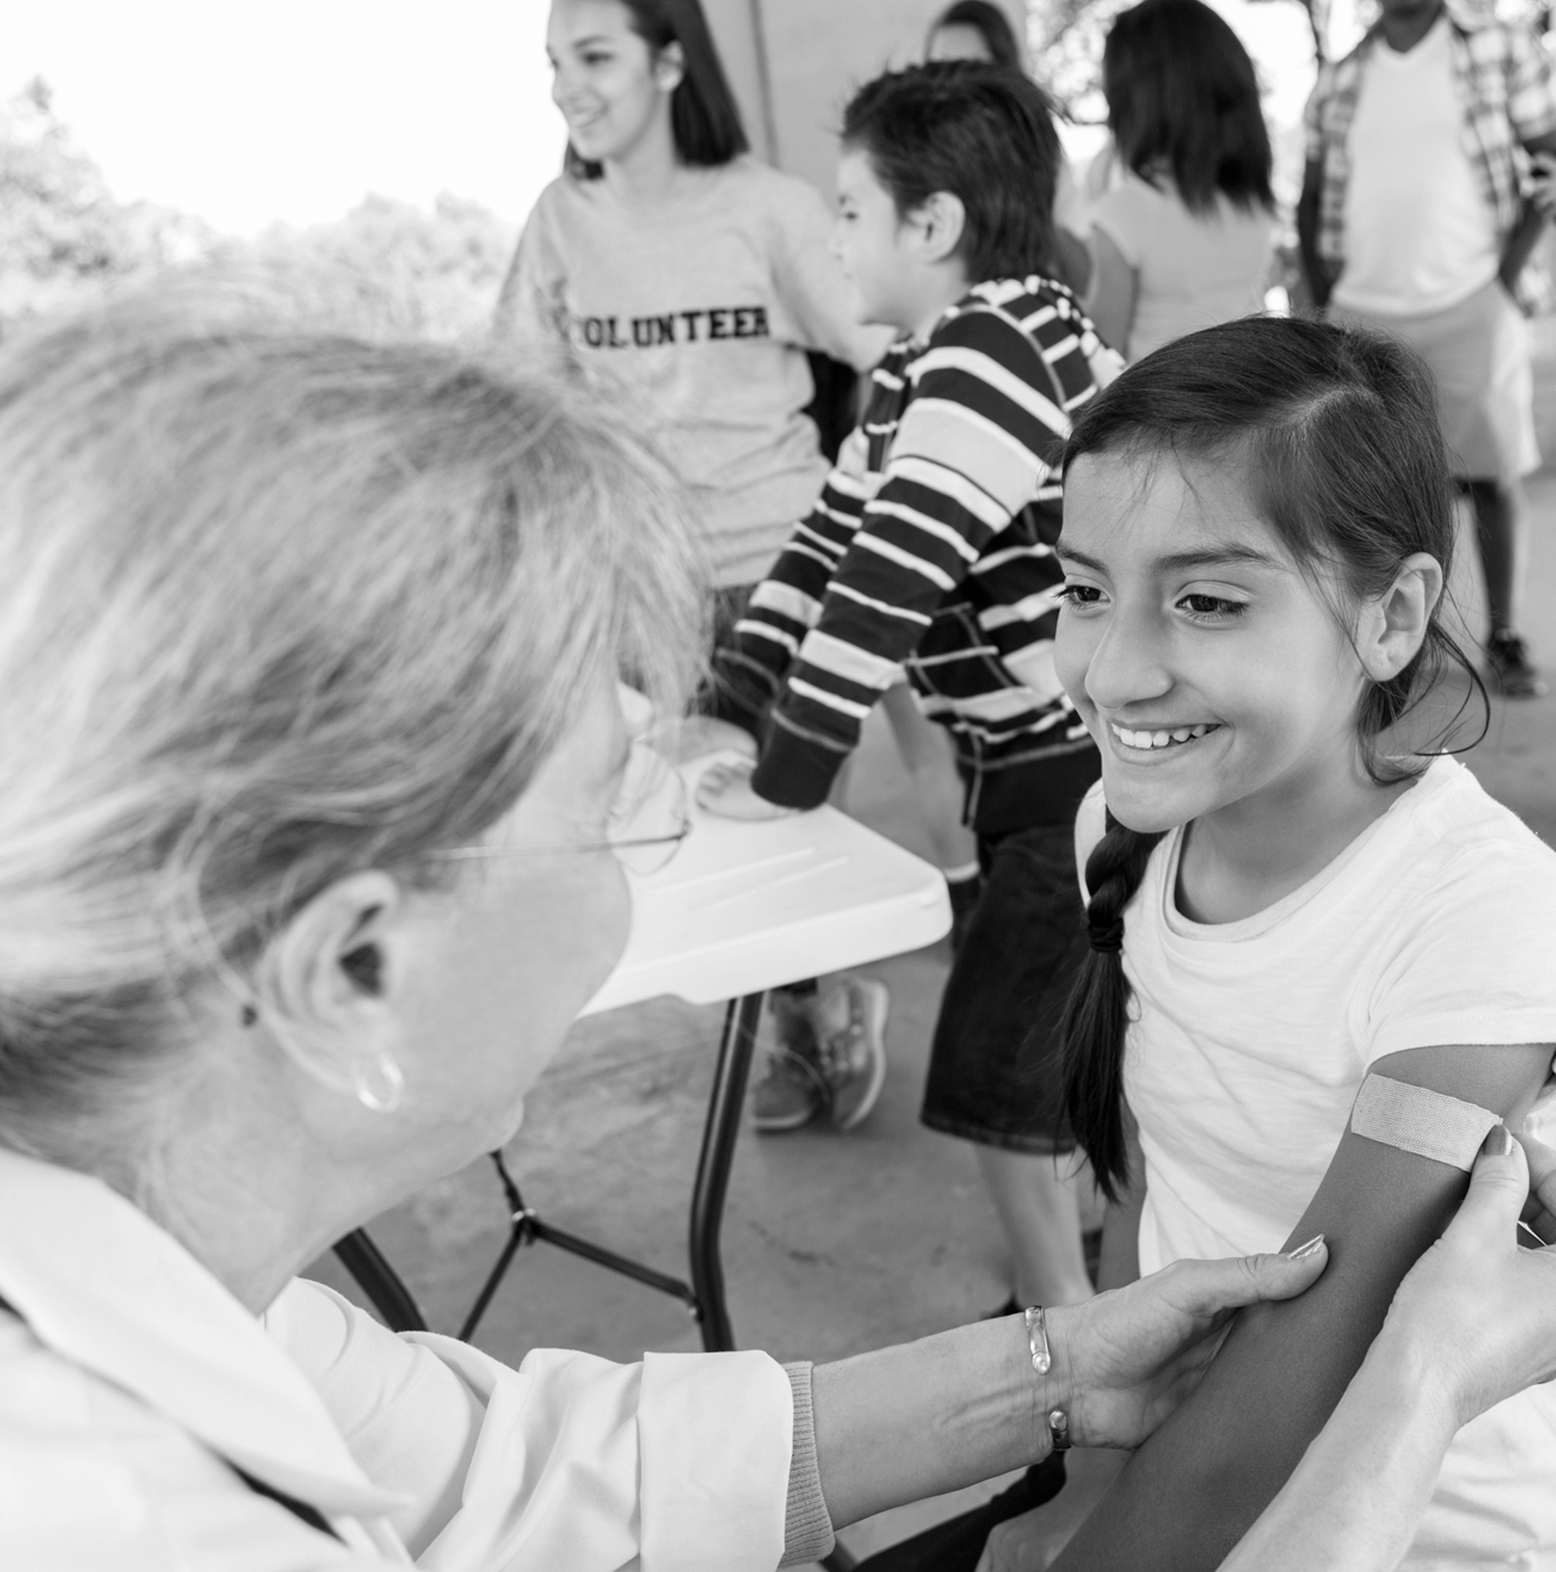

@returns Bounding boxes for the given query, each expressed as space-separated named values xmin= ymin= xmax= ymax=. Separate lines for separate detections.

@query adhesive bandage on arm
xmin=1348 ymin=1073 xmax=1502 ymax=1172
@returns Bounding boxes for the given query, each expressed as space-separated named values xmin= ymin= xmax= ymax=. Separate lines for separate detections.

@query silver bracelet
xmin=1023 ymin=1306 xmax=1072 ymax=1452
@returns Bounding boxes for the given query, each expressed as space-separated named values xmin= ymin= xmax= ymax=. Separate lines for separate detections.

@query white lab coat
xmin=0 ymin=1146 xmax=793 ymax=1570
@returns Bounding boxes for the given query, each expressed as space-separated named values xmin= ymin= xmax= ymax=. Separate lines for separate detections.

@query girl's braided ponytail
xmin=1059 ymin=811 xmax=1163 ymax=1201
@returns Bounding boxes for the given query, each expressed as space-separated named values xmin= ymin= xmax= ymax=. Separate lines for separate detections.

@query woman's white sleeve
xmin=268 ymin=1281 xmax=793 ymax=1572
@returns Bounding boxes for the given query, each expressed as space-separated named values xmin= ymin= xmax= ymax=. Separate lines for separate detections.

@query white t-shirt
xmin=1088 ymin=172 xmax=1274 ymax=362
xmin=495 ymin=159 xmax=887 ymax=587
xmin=1333 ymin=17 xmax=1500 ymax=316
xmin=1080 ymin=758 xmax=1556 ymax=1567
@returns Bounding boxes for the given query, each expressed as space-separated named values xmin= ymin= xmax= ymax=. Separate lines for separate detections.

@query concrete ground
xmin=304 ymin=321 xmax=1556 ymax=1563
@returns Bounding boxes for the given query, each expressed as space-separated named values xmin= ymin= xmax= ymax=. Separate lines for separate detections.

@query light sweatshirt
xmin=495 ymin=158 xmax=887 ymax=586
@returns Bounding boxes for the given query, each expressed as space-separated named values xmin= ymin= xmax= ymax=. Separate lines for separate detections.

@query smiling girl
xmin=495 ymin=0 xmax=887 ymax=595
xmin=1003 ymin=317 xmax=1556 ymax=1569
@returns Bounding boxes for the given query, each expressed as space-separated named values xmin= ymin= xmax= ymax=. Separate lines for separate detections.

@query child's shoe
xmin=1487 ymin=629 xmax=1547 ymax=698
xmin=750 ymin=1037 xmax=827 ymax=1133
xmin=751 ymin=977 xmax=889 ymax=1132
xmin=813 ymin=976 xmax=890 ymax=1130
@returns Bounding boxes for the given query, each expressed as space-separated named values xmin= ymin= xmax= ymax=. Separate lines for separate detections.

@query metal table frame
xmin=334 ymin=991 xmax=764 ymax=1350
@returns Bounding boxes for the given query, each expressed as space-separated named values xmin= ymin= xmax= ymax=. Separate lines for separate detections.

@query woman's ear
xmin=907 ymin=191 xmax=967 ymax=266
xmin=254 ymin=871 xmax=405 ymax=1105
xmin=654 ymin=40 xmax=686 ymax=94
xmin=1358 ymin=551 xmax=1444 ymax=683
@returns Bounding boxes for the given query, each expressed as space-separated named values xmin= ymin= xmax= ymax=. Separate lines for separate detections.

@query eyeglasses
xmin=438 ymin=743 xmax=692 ymax=876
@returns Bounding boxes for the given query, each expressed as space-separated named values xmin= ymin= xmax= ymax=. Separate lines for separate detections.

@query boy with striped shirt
xmin=701 ymin=61 xmax=1118 ymax=1312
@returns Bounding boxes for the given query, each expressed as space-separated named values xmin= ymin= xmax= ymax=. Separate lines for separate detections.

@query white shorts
xmin=1331 ymin=281 xmax=1539 ymax=483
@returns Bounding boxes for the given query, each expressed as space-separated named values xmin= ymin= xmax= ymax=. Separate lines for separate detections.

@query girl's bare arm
xmin=1049 ymin=1040 xmax=1555 ymax=1572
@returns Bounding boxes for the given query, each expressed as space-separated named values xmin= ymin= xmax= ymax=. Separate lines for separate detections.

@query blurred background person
xmin=1083 ymin=0 xmax=1276 ymax=364
xmin=925 ymin=0 xmax=1025 ymax=70
xmin=1299 ymin=0 xmax=1556 ymax=699
xmin=926 ymin=0 xmax=1093 ymax=296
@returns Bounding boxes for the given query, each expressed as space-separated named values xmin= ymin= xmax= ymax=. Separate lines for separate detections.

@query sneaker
xmin=749 ymin=1047 xmax=828 ymax=1132
xmin=752 ymin=978 xmax=890 ymax=1132
xmin=1487 ymin=630 xmax=1548 ymax=699
xmin=814 ymin=976 xmax=890 ymax=1131
xmin=751 ymin=992 xmax=828 ymax=1133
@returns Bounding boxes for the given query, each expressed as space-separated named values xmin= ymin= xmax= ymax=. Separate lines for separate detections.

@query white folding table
xmin=335 ymin=751 xmax=950 ymax=1353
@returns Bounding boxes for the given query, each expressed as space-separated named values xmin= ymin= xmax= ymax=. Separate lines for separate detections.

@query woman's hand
xmin=694 ymin=758 xmax=799 ymax=820
xmin=1374 ymin=1128 xmax=1556 ymax=1430
xmin=975 ymin=1246 xmax=1329 ymax=1572
xmin=1049 ymin=1238 xmax=1330 ymax=1450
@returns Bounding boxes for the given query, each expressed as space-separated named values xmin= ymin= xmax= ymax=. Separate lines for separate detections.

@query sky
xmin=6 ymin=0 xmax=566 ymax=234
xmin=5 ymin=0 xmax=1346 ymax=238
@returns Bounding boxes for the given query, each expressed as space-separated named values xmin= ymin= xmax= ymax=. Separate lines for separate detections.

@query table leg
xmin=334 ymin=1228 xmax=428 ymax=1332
xmin=688 ymin=991 xmax=765 ymax=1352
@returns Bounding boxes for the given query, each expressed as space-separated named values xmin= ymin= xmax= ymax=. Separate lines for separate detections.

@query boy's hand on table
xmin=696 ymin=759 xmax=800 ymax=820
xmin=644 ymin=716 xmax=760 ymax=763
xmin=654 ymin=716 xmax=759 ymax=764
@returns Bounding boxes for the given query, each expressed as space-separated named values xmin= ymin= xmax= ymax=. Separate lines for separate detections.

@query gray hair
xmin=0 ymin=275 xmax=707 ymax=1155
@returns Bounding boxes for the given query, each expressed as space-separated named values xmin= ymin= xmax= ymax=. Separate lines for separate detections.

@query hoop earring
xmin=352 ymin=1051 xmax=404 ymax=1115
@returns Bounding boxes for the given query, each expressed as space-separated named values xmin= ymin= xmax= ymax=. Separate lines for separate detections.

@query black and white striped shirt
xmin=713 ymin=276 xmax=1116 ymax=833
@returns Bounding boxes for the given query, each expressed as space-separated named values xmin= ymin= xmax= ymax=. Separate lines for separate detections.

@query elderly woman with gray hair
xmin=0 ymin=283 xmax=1550 ymax=1572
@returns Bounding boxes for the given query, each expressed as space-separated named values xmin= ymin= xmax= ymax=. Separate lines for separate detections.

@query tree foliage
xmin=0 ymin=78 xmax=214 ymax=331
xmin=247 ymin=193 xmax=516 ymax=342
xmin=0 ymin=78 xmax=517 ymax=342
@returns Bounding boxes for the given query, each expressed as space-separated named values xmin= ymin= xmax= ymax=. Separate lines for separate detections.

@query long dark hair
xmin=566 ymin=0 xmax=748 ymax=179
xmin=1102 ymin=0 xmax=1273 ymax=214
xmin=927 ymin=1 xmax=1026 ymax=70
xmin=1058 ymin=316 xmax=1486 ymax=1199
xmin=842 ymin=61 xmax=1059 ymax=283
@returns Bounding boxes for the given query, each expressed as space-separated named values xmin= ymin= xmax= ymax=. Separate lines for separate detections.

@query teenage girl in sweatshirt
xmin=495 ymin=0 xmax=887 ymax=598
xmin=984 ymin=317 xmax=1556 ymax=1571
xmin=501 ymin=0 xmax=978 ymax=1116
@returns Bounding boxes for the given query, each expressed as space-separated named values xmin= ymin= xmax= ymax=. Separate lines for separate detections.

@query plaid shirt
xmin=1305 ymin=4 xmax=1556 ymax=270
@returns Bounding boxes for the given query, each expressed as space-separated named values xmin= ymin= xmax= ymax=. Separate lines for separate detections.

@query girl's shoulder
xmin=1392 ymin=757 xmax=1556 ymax=895
xmin=1092 ymin=169 xmax=1175 ymax=222
xmin=527 ymin=172 xmax=611 ymax=235
xmin=709 ymin=156 xmax=829 ymax=220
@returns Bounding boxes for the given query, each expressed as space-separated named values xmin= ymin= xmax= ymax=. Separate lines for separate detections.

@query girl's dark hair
xmin=567 ymin=0 xmax=748 ymax=178
xmin=1058 ymin=316 xmax=1486 ymax=1199
xmin=928 ymin=1 xmax=1025 ymax=71
xmin=1102 ymin=0 xmax=1273 ymax=214
xmin=842 ymin=61 xmax=1059 ymax=284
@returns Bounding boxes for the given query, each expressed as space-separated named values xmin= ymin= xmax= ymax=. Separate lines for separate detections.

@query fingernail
xmin=1483 ymin=1123 xmax=1514 ymax=1158
xmin=1285 ymin=1234 xmax=1325 ymax=1261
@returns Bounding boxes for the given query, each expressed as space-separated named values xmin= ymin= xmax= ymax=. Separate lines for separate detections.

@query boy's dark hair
xmin=927 ymin=1 xmax=1025 ymax=70
xmin=1056 ymin=316 xmax=1485 ymax=1199
xmin=1103 ymin=0 xmax=1273 ymax=214
xmin=568 ymin=0 xmax=748 ymax=179
xmin=841 ymin=61 xmax=1060 ymax=284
